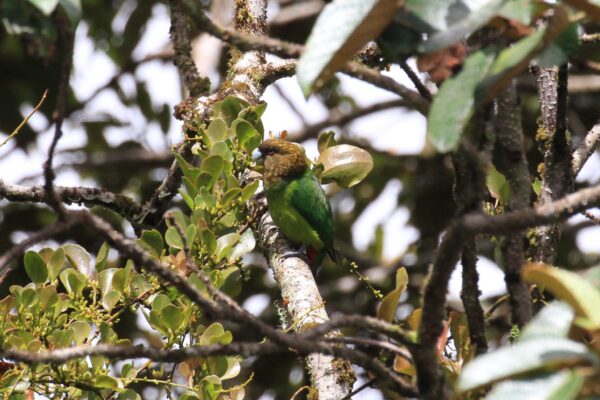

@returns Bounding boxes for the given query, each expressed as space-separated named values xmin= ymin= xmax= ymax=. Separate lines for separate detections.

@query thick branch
xmin=495 ymin=81 xmax=533 ymax=326
xmin=43 ymin=15 xmax=74 ymax=217
xmin=415 ymin=182 xmax=600 ymax=399
xmin=180 ymin=0 xmax=429 ymax=113
xmin=532 ymin=64 xmax=573 ymax=264
xmin=259 ymin=213 xmax=355 ymax=398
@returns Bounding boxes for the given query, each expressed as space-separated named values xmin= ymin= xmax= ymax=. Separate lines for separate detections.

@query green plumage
xmin=266 ymin=169 xmax=333 ymax=250
xmin=257 ymin=139 xmax=335 ymax=265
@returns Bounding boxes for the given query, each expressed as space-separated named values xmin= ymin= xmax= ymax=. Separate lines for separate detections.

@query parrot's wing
xmin=290 ymin=173 xmax=334 ymax=248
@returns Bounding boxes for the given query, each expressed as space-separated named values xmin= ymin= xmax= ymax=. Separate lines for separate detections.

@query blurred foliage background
xmin=2 ymin=0 xmax=600 ymax=398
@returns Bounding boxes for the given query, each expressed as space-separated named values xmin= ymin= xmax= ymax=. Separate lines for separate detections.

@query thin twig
xmin=583 ymin=210 xmax=600 ymax=225
xmin=572 ymin=122 xmax=600 ymax=176
xmin=0 ymin=220 xmax=77 ymax=281
xmin=0 ymin=90 xmax=48 ymax=148
xmin=341 ymin=378 xmax=377 ymax=400
xmin=399 ymin=60 xmax=432 ymax=101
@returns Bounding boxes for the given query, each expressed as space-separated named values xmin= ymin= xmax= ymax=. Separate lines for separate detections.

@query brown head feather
xmin=258 ymin=139 xmax=308 ymax=185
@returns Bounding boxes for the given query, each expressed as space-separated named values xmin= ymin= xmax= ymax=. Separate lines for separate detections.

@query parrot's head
xmin=254 ymin=139 xmax=308 ymax=184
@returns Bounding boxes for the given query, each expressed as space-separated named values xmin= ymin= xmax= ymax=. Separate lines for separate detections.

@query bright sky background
xmin=1 ymin=2 xmax=600 ymax=399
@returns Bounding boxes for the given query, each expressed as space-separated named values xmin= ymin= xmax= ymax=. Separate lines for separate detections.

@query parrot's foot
xmin=279 ymin=247 xmax=306 ymax=261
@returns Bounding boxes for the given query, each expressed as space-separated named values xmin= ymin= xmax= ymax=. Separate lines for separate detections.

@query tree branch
xmin=0 ymin=180 xmax=143 ymax=223
xmin=179 ymin=0 xmax=429 ymax=114
xmin=531 ymin=64 xmax=573 ymax=264
xmin=572 ymin=121 xmax=600 ymax=176
xmin=495 ymin=80 xmax=533 ymax=326
xmin=169 ymin=0 xmax=210 ymax=97
xmin=43 ymin=15 xmax=75 ymax=218
xmin=414 ymin=181 xmax=600 ymax=399
xmin=0 ymin=220 xmax=77 ymax=281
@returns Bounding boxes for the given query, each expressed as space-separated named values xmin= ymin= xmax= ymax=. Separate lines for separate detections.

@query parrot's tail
xmin=327 ymin=247 xmax=338 ymax=263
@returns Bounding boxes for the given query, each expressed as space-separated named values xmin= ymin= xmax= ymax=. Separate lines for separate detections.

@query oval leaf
xmin=523 ymin=263 xmax=600 ymax=329
xmin=24 ymin=251 xmax=48 ymax=284
xmin=428 ymin=48 xmax=497 ymax=152
xmin=297 ymin=0 xmax=398 ymax=95
xmin=318 ymin=144 xmax=373 ymax=188
xmin=377 ymin=267 xmax=408 ymax=322
xmin=486 ymin=370 xmax=584 ymax=400
xmin=63 ymin=244 xmax=92 ymax=277
xmin=456 ymin=338 xmax=597 ymax=392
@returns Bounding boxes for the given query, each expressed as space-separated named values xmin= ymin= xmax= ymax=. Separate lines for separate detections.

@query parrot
xmin=253 ymin=138 xmax=336 ymax=267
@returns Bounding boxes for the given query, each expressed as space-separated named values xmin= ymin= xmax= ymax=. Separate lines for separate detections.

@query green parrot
xmin=254 ymin=138 xmax=336 ymax=267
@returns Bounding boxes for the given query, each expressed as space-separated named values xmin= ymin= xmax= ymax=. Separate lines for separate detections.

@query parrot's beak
xmin=252 ymin=148 xmax=265 ymax=172
xmin=252 ymin=149 xmax=264 ymax=164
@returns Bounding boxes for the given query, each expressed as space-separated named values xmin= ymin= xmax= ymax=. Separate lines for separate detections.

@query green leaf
xmin=537 ymin=23 xmax=580 ymax=67
xmin=59 ymin=0 xmax=81 ymax=26
xmin=241 ymin=180 xmax=259 ymax=203
xmin=207 ymin=119 xmax=228 ymax=143
xmin=317 ymin=131 xmax=337 ymax=154
xmin=215 ymin=233 xmax=240 ymax=261
xmin=118 ymin=389 xmax=141 ymax=400
xmin=210 ymin=141 xmax=234 ymax=163
xmin=222 ymin=188 xmax=242 ymax=207
xmin=377 ymin=268 xmax=408 ymax=322
xmin=297 ymin=0 xmax=398 ymax=95
xmin=456 ymin=338 xmax=597 ymax=392
xmin=47 ymin=247 xmax=65 ymax=281
xmin=201 ymin=229 xmax=217 ymax=254
xmin=102 ymin=290 xmax=121 ymax=312
xmin=195 ymin=171 xmax=214 ymax=190
xmin=138 ymin=230 xmax=164 ymax=257
xmin=318 ymin=144 xmax=373 ymax=188
xmin=71 ymin=320 xmax=91 ymax=345
xmin=428 ymin=47 xmax=497 ymax=152
xmin=98 ymin=268 xmax=118 ymax=295
xmin=63 ymin=244 xmax=91 ymax=276
xmin=39 ymin=285 xmax=58 ymax=310
xmin=201 ymin=155 xmax=224 ymax=185
xmin=20 ymin=287 xmax=39 ymax=308
xmin=485 ymin=370 xmax=584 ymax=400
xmin=28 ymin=0 xmax=59 ymax=15
xmin=228 ymin=229 xmax=255 ymax=262
xmin=523 ymin=263 xmax=600 ymax=329
xmin=213 ymin=96 xmax=248 ymax=125
xmin=220 ymin=356 xmax=241 ymax=380
xmin=99 ymin=322 xmax=118 ymax=344
xmin=200 ymin=323 xmax=233 ymax=345
xmin=486 ymin=165 xmax=510 ymax=204
xmin=185 ymin=224 xmax=197 ymax=247
xmin=520 ymin=301 xmax=574 ymax=341
xmin=165 ymin=226 xmax=184 ymax=250
xmin=174 ymin=153 xmax=200 ymax=183
xmin=232 ymin=119 xmax=261 ymax=152
xmin=24 ymin=251 xmax=48 ymax=284
xmin=421 ymin=0 xmax=507 ymax=53
xmin=94 ymin=375 xmax=123 ymax=390
xmin=532 ymin=177 xmax=542 ymax=196
xmin=95 ymin=242 xmax=110 ymax=272
xmin=152 ymin=294 xmax=171 ymax=312
xmin=112 ymin=264 xmax=132 ymax=293
xmin=59 ymin=269 xmax=86 ymax=296
xmin=161 ymin=304 xmax=185 ymax=333
xmin=499 ymin=0 xmax=534 ymax=24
